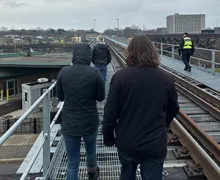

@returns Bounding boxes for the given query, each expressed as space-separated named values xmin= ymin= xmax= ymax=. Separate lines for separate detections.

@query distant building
xmin=166 ymin=13 xmax=205 ymax=34
xmin=144 ymin=28 xmax=167 ymax=35
xmin=72 ymin=36 xmax=81 ymax=43
xmin=214 ymin=27 xmax=220 ymax=34
xmin=201 ymin=29 xmax=215 ymax=34
xmin=84 ymin=32 xmax=99 ymax=40
xmin=156 ymin=27 xmax=167 ymax=34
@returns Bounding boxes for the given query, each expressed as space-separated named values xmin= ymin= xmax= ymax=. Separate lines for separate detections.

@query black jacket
xmin=103 ymin=66 xmax=179 ymax=159
xmin=178 ymin=37 xmax=195 ymax=55
xmin=92 ymin=43 xmax=111 ymax=67
xmin=56 ymin=43 xmax=105 ymax=136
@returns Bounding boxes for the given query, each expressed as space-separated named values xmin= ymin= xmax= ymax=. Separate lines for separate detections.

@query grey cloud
xmin=0 ymin=0 xmax=219 ymax=31
xmin=3 ymin=0 xmax=29 ymax=8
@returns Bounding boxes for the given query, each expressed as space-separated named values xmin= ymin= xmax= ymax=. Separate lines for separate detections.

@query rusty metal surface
xmin=171 ymin=119 xmax=220 ymax=180
xmin=177 ymin=110 xmax=220 ymax=162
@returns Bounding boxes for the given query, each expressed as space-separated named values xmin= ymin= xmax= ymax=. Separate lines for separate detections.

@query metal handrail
xmin=0 ymin=39 xmax=96 ymax=180
xmin=20 ymin=102 xmax=64 ymax=180
xmin=108 ymin=36 xmax=220 ymax=74
xmin=154 ymin=41 xmax=220 ymax=52
xmin=0 ymin=82 xmax=56 ymax=146
xmin=114 ymin=36 xmax=220 ymax=53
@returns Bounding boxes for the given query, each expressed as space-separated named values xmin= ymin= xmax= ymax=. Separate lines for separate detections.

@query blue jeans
xmin=63 ymin=130 xmax=98 ymax=180
xmin=97 ymin=66 xmax=107 ymax=83
xmin=118 ymin=150 xmax=165 ymax=180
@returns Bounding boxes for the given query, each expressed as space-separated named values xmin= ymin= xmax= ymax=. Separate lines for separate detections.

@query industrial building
xmin=166 ymin=13 xmax=205 ymax=34
xmin=0 ymin=67 xmax=60 ymax=99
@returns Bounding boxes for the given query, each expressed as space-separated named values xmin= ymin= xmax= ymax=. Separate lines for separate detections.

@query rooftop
xmin=0 ymin=54 xmax=72 ymax=68
xmin=0 ymin=67 xmax=54 ymax=78
xmin=26 ymin=79 xmax=55 ymax=86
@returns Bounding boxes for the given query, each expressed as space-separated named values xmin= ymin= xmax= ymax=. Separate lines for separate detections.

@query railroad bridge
xmin=0 ymin=37 xmax=220 ymax=180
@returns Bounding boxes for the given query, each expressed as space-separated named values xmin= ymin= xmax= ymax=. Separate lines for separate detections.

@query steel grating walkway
xmin=47 ymin=63 xmax=142 ymax=179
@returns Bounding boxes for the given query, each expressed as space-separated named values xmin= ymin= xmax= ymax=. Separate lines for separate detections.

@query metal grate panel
xmin=48 ymin=127 xmax=142 ymax=180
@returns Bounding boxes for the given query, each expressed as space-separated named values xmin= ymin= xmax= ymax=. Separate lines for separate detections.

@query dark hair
xmin=126 ymin=35 xmax=160 ymax=67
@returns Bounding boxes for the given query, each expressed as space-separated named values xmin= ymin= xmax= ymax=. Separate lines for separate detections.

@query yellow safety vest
xmin=183 ymin=37 xmax=192 ymax=49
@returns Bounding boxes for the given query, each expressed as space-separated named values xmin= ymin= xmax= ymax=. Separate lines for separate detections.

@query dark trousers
xmin=118 ymin=150 xmax=165 ymax=180
xmin=182 ymin=53 xmax=191 ymax=70
xmin=97 ymin=66 xmax=107 ymax=83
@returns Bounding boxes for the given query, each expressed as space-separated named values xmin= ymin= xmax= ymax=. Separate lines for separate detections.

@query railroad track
xmin=106 ymin=38 xmax=220 ymax=180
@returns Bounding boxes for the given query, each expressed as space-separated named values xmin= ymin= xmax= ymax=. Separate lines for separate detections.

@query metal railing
xmin=0 ymin=82 xmax=58 ymax=180
xmin=0 ymin=39 xmax=96 ymax=180
xmin=109 ymin=36 xmax=220 ymax=75
xmin=153 ymin=42 xmax=220 ymax=74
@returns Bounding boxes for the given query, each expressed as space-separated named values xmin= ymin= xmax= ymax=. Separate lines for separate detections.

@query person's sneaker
xmin=88 ymin=166 xmax=100 ymax=180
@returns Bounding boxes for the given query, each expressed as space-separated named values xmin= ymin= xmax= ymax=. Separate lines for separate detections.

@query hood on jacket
xmin=95 ymin=43 xmax=108 ymax=50
xmin=72 ymin=43 xmax=92 ymax=65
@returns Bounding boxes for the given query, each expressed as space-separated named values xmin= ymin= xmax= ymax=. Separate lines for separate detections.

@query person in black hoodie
xmin=92 ymin=35 xmax=111 ymax=83
xmin=103 ymin=36 xmax=179 ymax=180
xmin=56 ymin=43 xmax=105 ymax=180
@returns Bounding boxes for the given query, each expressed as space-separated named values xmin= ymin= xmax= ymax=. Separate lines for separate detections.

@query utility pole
xmin=117 ymin=18 xmax=120 ymax=36
xmin=94 ymin=19 xmax=96 ymax=31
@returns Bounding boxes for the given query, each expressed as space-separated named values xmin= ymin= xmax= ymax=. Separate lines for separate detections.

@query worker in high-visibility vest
xmin=178 ymin=32 xmax=195 ymax=72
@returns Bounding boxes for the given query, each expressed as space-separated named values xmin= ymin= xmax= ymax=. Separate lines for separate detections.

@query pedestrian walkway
xmin=107 ymin=37 xmax=220 ymax=92
xmin=160 ymin=56 xmax=220 ymax=92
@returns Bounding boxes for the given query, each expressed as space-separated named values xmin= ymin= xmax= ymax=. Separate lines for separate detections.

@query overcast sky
xmin=0 ymin=0 xmax=219 ymax=32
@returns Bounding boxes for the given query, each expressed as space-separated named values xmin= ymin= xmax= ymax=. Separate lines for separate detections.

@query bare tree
xmin=0 ymin=27 xmax=8 ymax=32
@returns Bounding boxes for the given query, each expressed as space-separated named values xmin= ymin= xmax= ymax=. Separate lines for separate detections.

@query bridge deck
xmin=46 ymin=63 xmax=189 ymax=180
xmin=16 ymin=51 xmax=193 ymax=180
xmin=108 ymin=38 xmax=220 ymax=92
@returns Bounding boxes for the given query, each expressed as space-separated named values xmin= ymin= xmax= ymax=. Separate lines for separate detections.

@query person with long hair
xmin=103 ymin=36 xmax=179 ymax=180
xmin=56 ymin=43 xmax=105 ymax=180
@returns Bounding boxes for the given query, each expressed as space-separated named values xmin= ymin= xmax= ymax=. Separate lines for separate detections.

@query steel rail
xmin=160 ymin=65 xmax=220 ymax=109
xmin=177 ymin=109 xmax=220 ymax=162
xmin=171 ymin=119 xmax=220 ymax=180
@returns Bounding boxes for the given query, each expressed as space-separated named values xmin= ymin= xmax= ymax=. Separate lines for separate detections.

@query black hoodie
xmin=56 ymin=43 xmax=105 ymax=136
xmin=92 ymin=43 xmax=111 ymax=67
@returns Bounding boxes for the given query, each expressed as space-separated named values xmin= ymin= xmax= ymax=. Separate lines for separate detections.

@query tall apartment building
xmin=166 ymin=13 xmax=205 ymax=34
